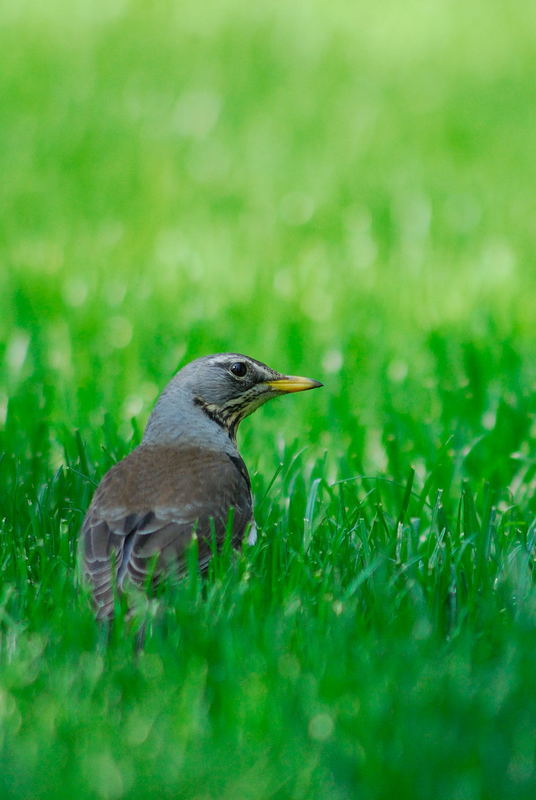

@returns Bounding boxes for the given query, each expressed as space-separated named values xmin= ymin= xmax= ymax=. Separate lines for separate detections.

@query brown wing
xmin=80 ymin=444 xmax=252 ymax=619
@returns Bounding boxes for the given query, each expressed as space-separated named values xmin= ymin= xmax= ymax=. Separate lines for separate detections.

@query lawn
xmin=0 ymin=1 xmax=535 ymax=797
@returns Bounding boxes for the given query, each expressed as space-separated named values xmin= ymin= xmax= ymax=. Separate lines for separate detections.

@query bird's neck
xmin=142 ymin=382 xmax=239 ymax=454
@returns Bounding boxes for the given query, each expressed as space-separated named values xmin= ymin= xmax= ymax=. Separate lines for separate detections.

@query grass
xmin=1 ymin=0 xmax=535 ymax=797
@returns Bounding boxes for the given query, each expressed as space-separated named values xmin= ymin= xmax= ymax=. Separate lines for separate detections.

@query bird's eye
xmin=230 ymin=361 xmax=248 ymax=378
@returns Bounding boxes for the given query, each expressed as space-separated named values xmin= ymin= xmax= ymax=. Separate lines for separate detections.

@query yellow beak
xmin=264 ymin=375 xmax=323 ymax=393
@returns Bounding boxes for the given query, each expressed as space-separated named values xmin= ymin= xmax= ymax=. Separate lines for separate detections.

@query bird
xmin=80 ymin=353 xmax=322 ymax=619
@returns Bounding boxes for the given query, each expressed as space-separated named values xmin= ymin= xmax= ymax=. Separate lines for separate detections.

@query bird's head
xmin=143 ymin=353 xmax=322 ymax=445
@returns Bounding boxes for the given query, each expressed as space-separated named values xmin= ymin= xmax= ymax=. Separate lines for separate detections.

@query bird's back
xmin=81 ymin=443 xmax=252 ymax=618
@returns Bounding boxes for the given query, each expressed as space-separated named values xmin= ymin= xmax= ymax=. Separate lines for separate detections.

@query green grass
xmin=1 ymin=1 xmax=536 ymax=797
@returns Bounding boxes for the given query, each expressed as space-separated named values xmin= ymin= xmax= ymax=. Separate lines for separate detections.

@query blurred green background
xmin=0 ymin=1 xmax=535 ymax=798
xmin=2 ymin=0 xmax=535 ymax=454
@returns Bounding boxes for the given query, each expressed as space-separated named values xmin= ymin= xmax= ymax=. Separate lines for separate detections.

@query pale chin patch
xmin=247 ymin=521 xmax=258 ymax=545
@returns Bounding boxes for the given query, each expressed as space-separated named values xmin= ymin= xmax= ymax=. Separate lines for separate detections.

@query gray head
xmin=143 ymin=353 xmax=322 ymax=449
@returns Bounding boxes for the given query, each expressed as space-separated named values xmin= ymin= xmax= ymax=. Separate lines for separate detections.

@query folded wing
xmin=81 ymin=444 xmax=252 ymax=619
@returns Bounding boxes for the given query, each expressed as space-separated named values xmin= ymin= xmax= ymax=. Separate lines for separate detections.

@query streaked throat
xmin=193 ymin=390 xmax=269 ymax=441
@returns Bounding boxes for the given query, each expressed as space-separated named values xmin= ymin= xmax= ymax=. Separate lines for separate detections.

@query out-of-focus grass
xmin=0 ymin=1 xmax=535 ymax=798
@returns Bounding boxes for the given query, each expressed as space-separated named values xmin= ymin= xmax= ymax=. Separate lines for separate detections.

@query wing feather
xmin=80 ymin=445 xmax=252 ymax=618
